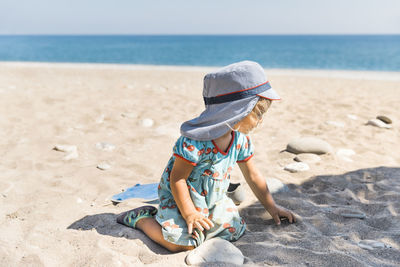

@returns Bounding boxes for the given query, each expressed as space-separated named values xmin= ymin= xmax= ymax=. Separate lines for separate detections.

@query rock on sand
xmin=284 ymin=162 xmax=310 ymax=173
xmin=366 ymin=119 xmax=391 ymax=129
xmin=376 ymin=115 xmax=392 ymax=124
xmin=185 ymin=238 xmax=244 ymax=265
xmin=286 ymin=137 xmax=333 ymax=155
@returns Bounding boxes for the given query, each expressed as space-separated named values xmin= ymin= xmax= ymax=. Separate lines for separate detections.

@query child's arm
xmin=170 ymin=158 xmax=214 ymax=234
xmin=238 ymin=158 xmax=296 ymax=225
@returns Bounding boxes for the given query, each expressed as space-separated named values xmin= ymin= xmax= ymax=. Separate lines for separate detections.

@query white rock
xmin=185 ymin=238 xmax=244 ymax=265
xmin=266 ymin=178 xmax=289 ymax=193
xmin=358 ymin=240 xmax=391 ymax=250
xmin=293 ymin=153 xmax=321 ymax=164
xmin=95 ymin=142 xmax=115 ymax=151
xmin=325 ymin=120 xmax=345 ymax=127
xmin=54 ymin=145 xmax=77 ymax=153
xmin=347 ymin=114 xmax=358 ymax=120
xmin=284 ymin=162 xmax=310 ymax=173
xmin=76 ymin=198 xmax=83 ymax=203
xmin=366 ymin=119 xmax=391 ymax=129
xmin=97 ymin=163 xmax=111 ymax=170
xmin=95 ymin=114 xmax=105 ymax=124
xmin=140 ymin=118 xmax=154 ymax=128
xmin=286 ymin=137 xmax=333 ymax=155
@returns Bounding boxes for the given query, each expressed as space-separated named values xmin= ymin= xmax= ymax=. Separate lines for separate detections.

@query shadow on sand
xmin=68 ymin=166 xmax=400 ymax=265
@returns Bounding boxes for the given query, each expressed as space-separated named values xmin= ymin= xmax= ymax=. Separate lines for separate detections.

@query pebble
xmin=266 ymin=178 xmax=289 ymax=193
xmin=97 ymin=163 xmax=111 ymax=170
xmin=76 ymin=198 xmax=83 ymax=203
xmin=53 ymin=145 xmax=77 ymax=153
xmin=53 ymin=145 xmax=79 ymax=160
xmin=358 ymin=240 xmax=391 ymax=250
xmin=95 ymin=142 xmax=115 ymax=151
xmin=284 ymin=162 xmax=310 ymax=173
xmin=140 ymin=118 xmax=154 ymax=127
xmin=294 ymin=153 xmax=321 ymax=164
xmin=347 ymin=114 xmax=358 ymax=120
xmin=185 ymin=238 xmax=244 ymax=265
xmin=325 ymin=121 xmax=345 ymax=127
xmin=376 ymin=115 xmax=392 ymax=124
xmin=366 ymin=119 xmax=391 ymax=129
xmin=341 ymin=212 xmax=366 ymax=219
xmin=286 ymin=137 xmax=333 ymax=155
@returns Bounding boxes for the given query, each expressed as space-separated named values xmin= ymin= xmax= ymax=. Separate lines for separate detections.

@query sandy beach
xmin=0 ymin=62 xmax=399 ymax=266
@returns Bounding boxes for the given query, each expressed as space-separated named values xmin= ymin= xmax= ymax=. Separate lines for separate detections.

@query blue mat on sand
xmin=111 ymin=183 xmax=159 ymax=203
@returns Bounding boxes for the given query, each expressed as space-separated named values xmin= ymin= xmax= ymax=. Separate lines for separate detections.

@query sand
xmin=0 ymin=62 xmax=399 ymax=266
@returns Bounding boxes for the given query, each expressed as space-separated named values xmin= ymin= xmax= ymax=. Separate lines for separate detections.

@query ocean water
xmin=0 ymin=35 xmax=399 ymax=71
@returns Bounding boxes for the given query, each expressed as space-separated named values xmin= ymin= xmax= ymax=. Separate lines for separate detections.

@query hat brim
xmin=257 ymin=87 xmax=281 ymax=100
xmin=180 ymin=96 xmax=259 ymax=141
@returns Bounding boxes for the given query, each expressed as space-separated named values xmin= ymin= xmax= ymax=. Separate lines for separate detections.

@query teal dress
xmin=155 ymin=131 xmax=254 ymax=247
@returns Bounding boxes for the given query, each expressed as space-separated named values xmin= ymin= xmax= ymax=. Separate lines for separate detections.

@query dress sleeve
xmin=236 ymin=134 xmax=254 ymax=163
xmin=173 ymin=136 xmax=200 ymax=166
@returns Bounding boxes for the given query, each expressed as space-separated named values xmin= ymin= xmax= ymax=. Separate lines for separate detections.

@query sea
xmin=0 ymin=35 xmax=399 ymax=71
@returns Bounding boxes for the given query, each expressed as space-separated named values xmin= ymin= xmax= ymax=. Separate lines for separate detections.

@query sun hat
xmin=180 ymin=60 xmax=280 ymax=141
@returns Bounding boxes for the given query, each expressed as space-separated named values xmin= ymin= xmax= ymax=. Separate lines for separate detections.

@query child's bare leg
xmin=136 ymin=217 xmax=194 ymax=252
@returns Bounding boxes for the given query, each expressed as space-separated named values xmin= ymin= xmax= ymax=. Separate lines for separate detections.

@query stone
xmin=286 ymin=137 xmax=333 ymax=155
xmin=325 ymin=121 xmax=345 ymax=127
xmin=53 ymin=145 xmax=77 ymax=153
xmin=140 ymin=118 xmax=154 ymax=127
xmin=95 ymin=142 xmax=115 ymax=151
xmin=53 ymin=145 xmax=78 ymax=160
xmin=376 ymin=115 xmax=392 ymax=124
xmin=347 ymin=114 xmax=358 ymax=120
xmin=284 ymin=162 xmax=310 ymax=173
xmin=97 ymin=163 xmax=111 ymax=170
xmin=185 ymin=238 xmax=244 ymax=265
xmin=266 ymin=178 xmax=289 ymax=193
xmin=366 ymin=119 xmax=391 ymax=129
xmin=294 ymin=153 xmax=321 ymax=164
xmin=358 ymin=240 xmax=391 ymax=250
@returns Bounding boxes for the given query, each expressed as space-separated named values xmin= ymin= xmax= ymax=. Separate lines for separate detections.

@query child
xmin=117 ymin=61 xmax=296 ymax=252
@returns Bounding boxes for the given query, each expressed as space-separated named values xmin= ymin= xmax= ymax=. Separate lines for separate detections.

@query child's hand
xmin=184 ymin=212 xmax=214 ymax=234
xmin=268 ymin=205 xmax=296 ymax=225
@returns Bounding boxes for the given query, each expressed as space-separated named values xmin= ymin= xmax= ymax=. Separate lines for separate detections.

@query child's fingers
xmin=204 ymin=217 xmax=214 ymax=228
xmin=194 ymin=221 xmax=204 ymax=231
xmin=188 ymin=223 xmax=193 ymax=234
xmin=273 ymin=214 xmax=281 ymax=225
xmin=199 ymin=219 xmax=211 ymax=230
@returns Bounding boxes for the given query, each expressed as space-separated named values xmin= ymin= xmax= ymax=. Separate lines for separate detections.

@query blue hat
xmin=180 ymin=61 xmax=280 ymax=141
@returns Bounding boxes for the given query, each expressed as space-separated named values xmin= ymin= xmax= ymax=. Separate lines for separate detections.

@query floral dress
xmin=155 ymin=131 xmax=254 ymax=247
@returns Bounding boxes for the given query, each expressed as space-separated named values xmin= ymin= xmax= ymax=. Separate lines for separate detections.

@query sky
xmin=1 ymin=0 xmax=399 ymax=35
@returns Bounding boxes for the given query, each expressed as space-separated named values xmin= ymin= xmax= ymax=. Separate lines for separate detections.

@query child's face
xmin=233 ymin=111 xmax=262 ymax=134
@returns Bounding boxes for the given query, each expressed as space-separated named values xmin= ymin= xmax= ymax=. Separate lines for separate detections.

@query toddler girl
xmin=117 ymin=61 xmax=296 ymax=252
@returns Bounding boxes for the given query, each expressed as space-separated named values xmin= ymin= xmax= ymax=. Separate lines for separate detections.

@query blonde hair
xmin=250 ymin=97 xmax=272 ymax=120
xmin=231 ymin=98 xmax=272 ymax=133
